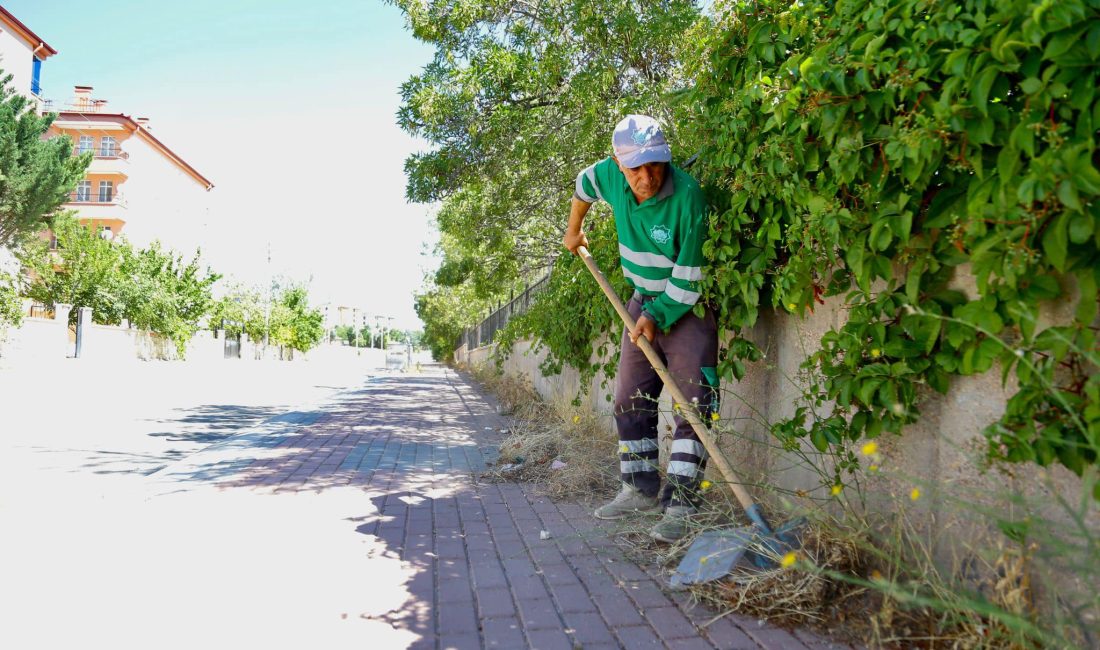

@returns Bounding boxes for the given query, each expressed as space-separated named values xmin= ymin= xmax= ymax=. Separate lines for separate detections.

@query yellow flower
xmin=910 ymin=488 xmax=921 ymax=501
xmin=710 ymin=412 xmax=720 ymax=422
xmin=870 ymin=569 xmax=883 ymax=581
xmin=781 ymin=552 xmax=798 ymax=568
xmin=869 ymin=464 xmax=879 ymax=472
xmin=700 ymin=480 xmax=712 ymax=491
xmin=787 ymin=302 xmax=797 ymax=311
xmin=870 ymin=348 xmax=882 ymax=358
xmin=619 ymin=445 xmax=629 ymax=454
xmin=861 ymin=441 xmax=878 ymax=456
xmin=831 ymin=484 xmax=843 ymax=496
xmin=673 ymin=402 xmax=681 ymax=412
xmin=572 ymin=415 xmax=581 ymax=424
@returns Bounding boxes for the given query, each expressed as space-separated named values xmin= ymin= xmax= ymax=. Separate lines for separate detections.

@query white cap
xmin=612 ymin=114 xmax=672 ymax=168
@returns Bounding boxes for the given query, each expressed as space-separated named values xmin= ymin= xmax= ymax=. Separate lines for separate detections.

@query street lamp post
xmin=263 ymin=242 xmax=272 ymax=357
xmin=353 ymin=307 xmax=359 ymax=351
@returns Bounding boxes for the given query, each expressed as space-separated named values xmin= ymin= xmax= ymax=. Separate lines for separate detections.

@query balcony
xmin=66 ymin=192 xmax=127 ymax=209
xmin=73 ymin=147 xmax=129 ymax=160
xmin=75 ymin=148 xmax=130 ymax=177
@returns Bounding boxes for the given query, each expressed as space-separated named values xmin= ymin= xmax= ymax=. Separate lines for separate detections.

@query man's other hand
xmin=563 ymin=229 xmax=589 ymax=254
xmin=629 ymin=313 xmax=657 ymax=345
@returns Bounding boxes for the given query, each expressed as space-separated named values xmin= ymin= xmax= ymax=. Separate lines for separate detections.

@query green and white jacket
xmin=575 ymin=157 xmax=708 ymax=330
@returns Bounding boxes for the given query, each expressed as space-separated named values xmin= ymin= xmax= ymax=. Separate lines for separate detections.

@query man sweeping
xmin=562 ymin=114 xmax=719 ymax=543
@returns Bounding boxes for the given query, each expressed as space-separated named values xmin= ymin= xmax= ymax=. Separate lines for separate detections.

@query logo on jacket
xmin=650 ymin=224 xmax=671 ymax=244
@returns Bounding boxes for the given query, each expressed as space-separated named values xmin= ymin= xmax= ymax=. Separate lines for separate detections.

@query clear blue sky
xmin=4 ymin=0 xmax=438 ymax=329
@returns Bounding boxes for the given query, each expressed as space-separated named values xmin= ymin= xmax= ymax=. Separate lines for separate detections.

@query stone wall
xmin=456 ymin=272 xmax=1098 ymax=612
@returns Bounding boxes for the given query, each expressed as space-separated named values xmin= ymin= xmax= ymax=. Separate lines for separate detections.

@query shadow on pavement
xmin=153 ymin=374 xmax=497 ymax=492
xmin=146 ymin=404 xmax=287 ymax=445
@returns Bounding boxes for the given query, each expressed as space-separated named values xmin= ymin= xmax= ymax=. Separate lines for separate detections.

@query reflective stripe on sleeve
xmin=585 ymin=167 xmax=604 ymax=201
xmin=665 ymin=283 xmax=701 ymax=305
xmin=575 ymin=171 xmax=597 ymax=203
xmin=671 ymin=265 xmax=703 ymax=281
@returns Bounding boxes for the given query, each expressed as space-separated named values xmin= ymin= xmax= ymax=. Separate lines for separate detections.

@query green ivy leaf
xmin=1019 ymin=77 xmax=1043 ymax=94
xmin=972 ymin=67 xmax=998 ymax=114
xmin=1042 ymin=213 xmax=1070 ymax=272
xmin=955 ymin=300 xmax=1005 ymax=335
xmin=1057 ymin=180 xmax=1082 ymax=211
xmin=1068 ymin=213 xmax=1094 ymax=244
xmin=810 ymin=427 xmax=829 ymax=452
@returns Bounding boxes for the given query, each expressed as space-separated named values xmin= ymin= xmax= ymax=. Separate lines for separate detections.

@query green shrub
xmin=687 ymin=0 xmax=1100 ymax=481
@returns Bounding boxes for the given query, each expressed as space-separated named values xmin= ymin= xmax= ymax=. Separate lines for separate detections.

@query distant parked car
xmin=386 ymin=344 xmax=408 ymax=370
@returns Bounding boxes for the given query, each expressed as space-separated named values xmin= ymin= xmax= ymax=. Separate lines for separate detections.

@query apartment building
xmin=0 ymin=5 xmax=56 ymax=107
xmin=44 ymin=85 xmax=213 ymax=248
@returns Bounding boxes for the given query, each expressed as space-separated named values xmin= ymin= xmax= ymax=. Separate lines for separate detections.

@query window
xmin=98 ymin=181 xmax=113 ymax=202
xmin=75 ymin=180 xmax=91 ymax=202
xmin=78 ymin=135 xmax=94 ymax=154
xmin=49 ymin=234 xmax=58 ymax=250
xmin=98 ymin=226 xmax=113 ymax=240
xmin=31 ymin=57 xmax=43 ymax=96
xmin=99 ymin=136 xmax=116 ymax=157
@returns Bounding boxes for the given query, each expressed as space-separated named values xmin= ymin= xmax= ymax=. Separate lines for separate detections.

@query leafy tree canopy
xmin=0 ymin=72 xmax=90 ymax=246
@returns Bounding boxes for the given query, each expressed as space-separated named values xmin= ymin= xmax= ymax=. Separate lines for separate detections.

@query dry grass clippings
xmin=468 ymin=363 xmax=618 ymax=499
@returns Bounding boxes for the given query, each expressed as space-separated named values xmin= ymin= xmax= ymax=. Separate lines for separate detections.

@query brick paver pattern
xmin=175 ymin=368 xmax=846 ymax=650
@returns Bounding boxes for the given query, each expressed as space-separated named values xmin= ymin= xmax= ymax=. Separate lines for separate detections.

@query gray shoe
xmin=593 ymin=483 xmax=660 ymax=520
xmin=648 ymin=505 xmax=697 ymax=543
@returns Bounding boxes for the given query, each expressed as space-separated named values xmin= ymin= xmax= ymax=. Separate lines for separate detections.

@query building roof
xmin=0 ymin=5 xmax=58 ymax=58
xmin=55 ymin=111 xmax=214 ymax=190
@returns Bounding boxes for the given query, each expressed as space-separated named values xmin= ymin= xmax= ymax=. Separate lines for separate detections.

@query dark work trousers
xmin=614 ymin=293 xmax=719 ymax=508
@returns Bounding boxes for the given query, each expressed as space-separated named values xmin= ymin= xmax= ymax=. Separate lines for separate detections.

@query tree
xmin=415 ymin=276 xmax=493 ymax=362
xmin=209 ymin=284 xmax=268 ymax=342
xmin=19 ymin=214 xmax=220 ymax=356
xmin=19 ymin=213 xmax=127 ymax=324
xmin=118 ymin=241 xmax=221 ymax=355
xmin=269 ymin=285 xmax=325 ymax=353
xmin=0 ymin=71 xmax=90 ymax=246
xmin=333 ymin=324 xmax=356 ymax=346
xmin=211 ymin=282 xmax=326 ymax=354
xmin=0 ymin=271 xmax=21 ymax=328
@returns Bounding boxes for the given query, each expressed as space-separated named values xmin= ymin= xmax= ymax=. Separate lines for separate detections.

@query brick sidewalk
xmin=168 ymin=367 xmax=849 ymax=650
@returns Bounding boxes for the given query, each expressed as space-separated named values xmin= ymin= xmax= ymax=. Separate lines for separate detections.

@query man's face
xmin=616 ymin=159 xmax=667 ymax=202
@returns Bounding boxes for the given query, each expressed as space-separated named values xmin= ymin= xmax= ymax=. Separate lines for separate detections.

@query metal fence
xmin=462 ymin=274 xmax=551 ymax=350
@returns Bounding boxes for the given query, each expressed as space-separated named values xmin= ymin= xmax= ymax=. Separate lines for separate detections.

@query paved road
xmin=0 ymin=361 xmax=843 ymax=649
